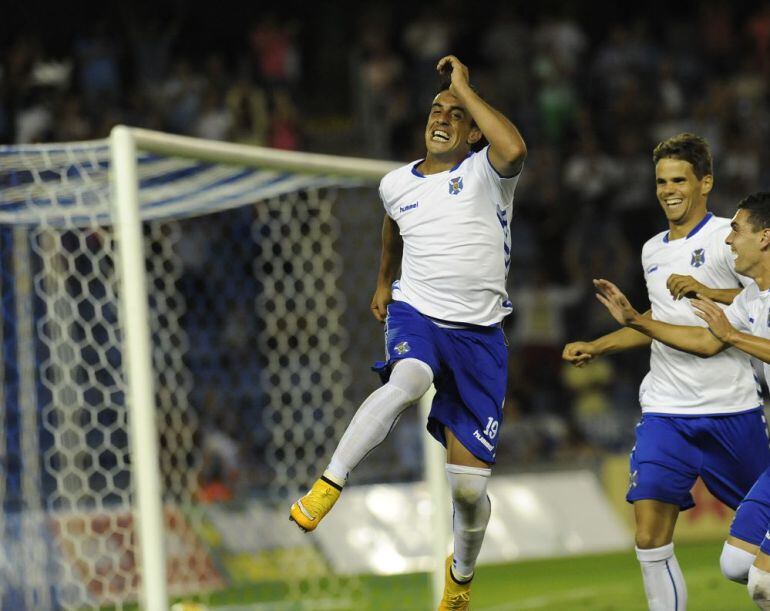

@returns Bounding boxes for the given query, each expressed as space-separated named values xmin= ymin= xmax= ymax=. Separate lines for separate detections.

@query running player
xmin=563 ymin=135 xmax=770 ymax=611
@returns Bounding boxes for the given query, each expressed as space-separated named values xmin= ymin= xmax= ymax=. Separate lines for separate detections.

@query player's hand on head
xmin=562 ymin=341 xmax=596 ymax=367
xmin=667 ymin=274 xmax=705 ymax=300
xmin=692 ymin=294 xmax=735 ymax=343
xmin=593 ymin=278 xmax=639 ymax=326
xmin=436 ymin=55 xmax=470 ymax=91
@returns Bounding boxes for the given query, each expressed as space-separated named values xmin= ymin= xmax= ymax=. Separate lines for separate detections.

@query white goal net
xmin=0 ymin=129 xmax=444 ymax=610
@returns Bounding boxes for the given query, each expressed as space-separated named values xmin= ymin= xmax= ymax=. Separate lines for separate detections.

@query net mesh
xmin=0 ymin=140 xmax=418 ymax=609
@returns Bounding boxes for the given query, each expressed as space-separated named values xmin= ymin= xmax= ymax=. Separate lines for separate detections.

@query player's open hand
xmin=437 ymin=55 xmax=470 ymax=93
xmin=667 ymin=274 xmax=706 ymax=300
xmin=594 ymin=278 xmax=640 ymax=326
xmin=562 ymin=341 xmax=598 ymax=367
xmin=691 ymin=294 xmax=736 ymax=343
xmin=370 ymin=284 xmax=392 ymax=323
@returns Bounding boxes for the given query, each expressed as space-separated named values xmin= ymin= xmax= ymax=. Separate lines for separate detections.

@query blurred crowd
xmin=4 ymin=1 xmax=770 ymax=493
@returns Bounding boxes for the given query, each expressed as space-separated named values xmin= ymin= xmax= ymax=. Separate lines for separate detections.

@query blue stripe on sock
xmin=665 ymin=560 xmax=678 ymax=611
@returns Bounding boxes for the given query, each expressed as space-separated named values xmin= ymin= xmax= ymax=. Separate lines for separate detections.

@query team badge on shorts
xmin=690 ymin=248 xmax=706 ymax=267
xmin=394 ymin=341 xmax=411 ymax=355
xmin=448 ymin=176 xmax=464 ymax=195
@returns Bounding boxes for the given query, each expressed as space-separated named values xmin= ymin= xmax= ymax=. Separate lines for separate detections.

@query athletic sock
xmin=326 ymin=358 xmax=433 ymax=484
xmin=636 ymin=543 xmax=687 ymax=611
xmin=446 ymin=464 xmax=492 ymax=580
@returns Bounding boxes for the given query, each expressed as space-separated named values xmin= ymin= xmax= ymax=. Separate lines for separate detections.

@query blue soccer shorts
xmin=372 ymin=300 xmax=507 ymax=464
xmin=627 ymin=409 xmax=770 ymax=511
xmin=731 ymin=468 xmax=770 ymax=547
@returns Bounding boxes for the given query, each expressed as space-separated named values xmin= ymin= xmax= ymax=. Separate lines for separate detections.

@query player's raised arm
xmin=594 ymin=278 xmax=725 ymax=357
xmin=437 ymin=55 xmax=526 ymax=177
xmin=370 ymin=214 xmax=403 ymax=323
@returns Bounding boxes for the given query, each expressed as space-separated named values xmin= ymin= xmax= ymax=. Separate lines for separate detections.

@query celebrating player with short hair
xmin=594 ymin=191 xmax=770 ymax=610
xmin=563 ymin=134 xmax=770 ymax=611
xmin=290 ymin=55 xmax=526 ymax=610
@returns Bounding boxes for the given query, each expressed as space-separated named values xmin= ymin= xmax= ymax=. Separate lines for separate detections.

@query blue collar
xmin=663 ymin=212 xmax=714 ymax=243
xmin=411 ymin=152 xmax=473 ymax=178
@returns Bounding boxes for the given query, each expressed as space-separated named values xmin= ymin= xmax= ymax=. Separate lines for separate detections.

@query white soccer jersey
xmin=640 ymin=213 xmax=760 ymax=415
xmin=725 ymin=282 xmax=770 ymax=388
xmin=379 ymin=146 xmax=520 ymax=326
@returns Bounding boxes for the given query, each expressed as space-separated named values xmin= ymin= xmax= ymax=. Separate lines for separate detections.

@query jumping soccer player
xmin=563 ymin=135 xmax=770 ymax=611
xmin=290 ymin=55 xmax=526 ymax=610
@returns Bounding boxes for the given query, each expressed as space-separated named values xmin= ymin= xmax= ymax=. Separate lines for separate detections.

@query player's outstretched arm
xmin=595 ymin=278 xmax=725 ymax=357
xmin=667 ymin=273 xmax=741 ymax=304
xmin=692 ymin=293 xmax=770 ymax=362
xmin=437 ymin=55 xmax=526 ymax=177
xmin=563 ymin=317 xmax=652 ymax=367
xmin=370 ymin=215 xmax=403 ymax=323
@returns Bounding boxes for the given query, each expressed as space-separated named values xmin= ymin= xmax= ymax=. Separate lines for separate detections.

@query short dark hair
xmin=738 ymin=192 xmax=770 ymax=231
xmin=652 ymin=133 xmax=713 ymax=180
xmin=434 ymin=81 xmax=486 ymax=152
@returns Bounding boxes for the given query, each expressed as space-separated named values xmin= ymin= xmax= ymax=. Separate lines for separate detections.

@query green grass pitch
xmin=170 ymin=540 xmax=753 ymax=610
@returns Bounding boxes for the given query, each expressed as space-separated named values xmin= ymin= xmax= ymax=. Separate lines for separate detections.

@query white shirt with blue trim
xmin=639 ymin=213 xmax=760 ymax=415
xmin=725 ymin=282 xmax=770 ymax=390
xmin=379 ymin=145 xmax=520 ymax=326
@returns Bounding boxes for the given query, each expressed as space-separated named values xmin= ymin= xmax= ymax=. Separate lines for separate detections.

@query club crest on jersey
xmin=394 ymin=341 xmax=411 ymax=355
xmin=448 ymin=176 xmax=464 ymax=195
xmin=690 ymin=248 xmax=706 ymax=268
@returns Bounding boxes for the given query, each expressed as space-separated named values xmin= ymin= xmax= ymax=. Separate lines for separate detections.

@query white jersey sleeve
xmin=724 ymin=284 xmax=754 ymax=333
xmin=378 ymin=146 xmax=521 ymax=326
xmin=638 ymin=214 xmax=760 ymax=415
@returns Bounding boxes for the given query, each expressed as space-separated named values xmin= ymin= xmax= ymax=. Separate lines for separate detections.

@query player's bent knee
xmin=720 ymin=542 xmax=755 ymax=584
xmin=748 ymin=565 xmax=770 ymax=608
xmin=634 ymin=532 xmax=672 ymax=550
xmin=446 ymin=464 xmax=491 ymax=508
xmin=389 ymin=358 xmax=433 ymax=402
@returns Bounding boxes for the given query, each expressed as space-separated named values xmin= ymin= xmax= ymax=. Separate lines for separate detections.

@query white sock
xmin=748 ymin=565 xmax=770 ymax=609
xmin=720 ymin=541 xmax=755 ymax=584
xmin=326 ymin=358 xmax=433 ymax=484
xmin=636 ymin=543 xmax=687 ymax=611
xmin=446 ymin=464 xmax=492 ymax=581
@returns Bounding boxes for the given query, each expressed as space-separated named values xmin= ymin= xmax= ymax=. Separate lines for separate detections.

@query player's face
xmin=424 ymin=91 xmax=480 ymax=158
xmin=726 ymin=209 xmax=765 ymax=276
xmin=655 ymin=158 xmax=712 ymax=226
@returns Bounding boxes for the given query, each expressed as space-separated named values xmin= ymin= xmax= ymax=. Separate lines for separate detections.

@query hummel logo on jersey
xmin=399 ymin=202 xmax=419 ymax=213
xmin=448 ymin=176 xmax=464 ymax=195
xmin=394 ymin=341 xmax=411 ymax=355
xmin=691 ymin=248 xmax=706 ymax=267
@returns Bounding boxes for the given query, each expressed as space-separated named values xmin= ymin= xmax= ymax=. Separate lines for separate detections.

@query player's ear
xmin=700 ymin=174 xmax=714 ymax=196
xmin=467 ymin=127 xmax=482 ymax=146
xmin=761 ymin=227 xmax=770 ymax=249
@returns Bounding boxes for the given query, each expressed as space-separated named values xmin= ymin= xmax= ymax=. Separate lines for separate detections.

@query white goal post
xmin=109 ymin=126 xmax=448 ymax=611
xmin=0 ymin=126 xmax=449 ymax=610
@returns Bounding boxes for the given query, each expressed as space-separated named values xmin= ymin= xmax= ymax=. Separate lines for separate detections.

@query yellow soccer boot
xmin=289 ymin=476 xmax=342 ymax=532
